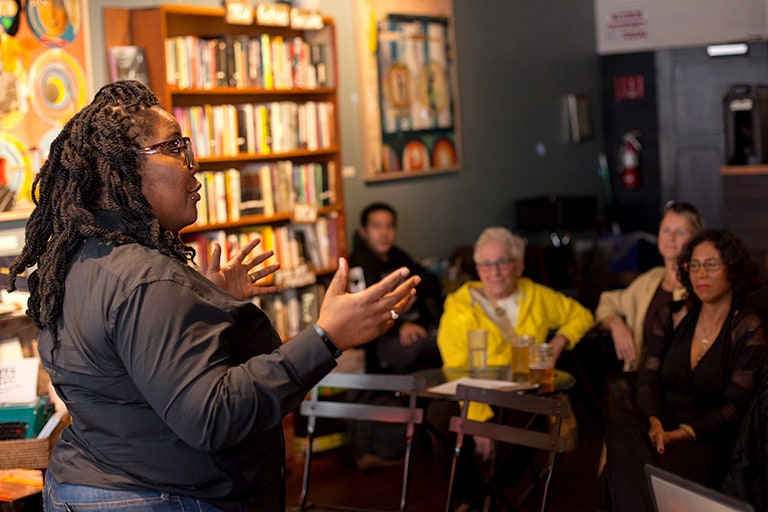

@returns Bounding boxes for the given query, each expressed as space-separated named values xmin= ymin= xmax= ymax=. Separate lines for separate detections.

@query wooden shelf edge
xmin=365 ymin=167 xmax=459 ymax=183
xmin=0 ymin=209 xmax=33 ymax=222
xmin=181 ymin=205 xmax=341 ymax=234
xmin=720 ymin=165 xmax=768 ymax=176
xmin=196 ymin=147 xmax=340 ymax=165
xmin=171 ymin=87 xmax=336 ymax=97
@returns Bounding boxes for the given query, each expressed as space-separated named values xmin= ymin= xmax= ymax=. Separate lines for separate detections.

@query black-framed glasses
xmin=475 ymin=258 xmax=518 ymax=272
xmin=136 ymin=137 xmax=196 ymax=170
xmin=683 ymin=258 xmax=723 ymax=273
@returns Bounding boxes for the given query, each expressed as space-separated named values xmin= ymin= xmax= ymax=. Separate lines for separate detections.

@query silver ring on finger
xmin=390 ymin=309 xmax=399 ymax=321
xmin=249 ymin=272 xmax=258 ymax=284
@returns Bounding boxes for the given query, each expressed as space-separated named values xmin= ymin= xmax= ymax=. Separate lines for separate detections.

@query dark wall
xmin=657 ymin=42 xmax=768 ymax=229
xmin=599 ymin=52 xmax=661 ymax=233
xmin=336 ymin=0 xmax=604 ymax=261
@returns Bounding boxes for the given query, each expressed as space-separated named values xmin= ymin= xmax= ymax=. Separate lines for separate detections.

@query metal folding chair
xmin=444 ymin=384 xmax=571 ymax=512
xmin=298 ymin=372 xmax=426 ymax=512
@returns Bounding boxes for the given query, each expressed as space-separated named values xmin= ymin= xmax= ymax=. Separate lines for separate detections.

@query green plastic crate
xmin=0 ymin=397 xmax=49 ymax=439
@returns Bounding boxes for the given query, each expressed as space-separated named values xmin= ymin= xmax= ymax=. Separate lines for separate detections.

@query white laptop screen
xmin=645 ymin=464 xmax=754 ymax=512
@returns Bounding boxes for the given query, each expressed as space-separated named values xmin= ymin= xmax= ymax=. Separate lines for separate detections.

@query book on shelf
xmin=190 ymin=160 xmax=334 ymax=228
xmin=239 ymin=164 xmax=271 ymax=217
xmin=300 ymin=283 xmax=323 ymax=326
xmin=270 ymin=161 xmax=293 ymax=214
xmin=290 ymin=223 xmax=324 ymax=270
xmin=173 ymin=100 xmax=335 ymax=158
xmin=310 ymin=42 xmax=328 ymax=88
xmin=231 ymin=34 xmax=248 ymax=89
xmin=259 ymin=283 xmax=325 ymax=341
xmin=213 ymin=172 xmax=228 ymax=224
xmin=325 ymin=213 xmax=341 ymax=265
xmin=247 ymin=37 xmax=262 ymax=88
xmin=203 ymin=172 xmax=218 ymax=224
xmin=284 ymin=288 xmax=301 ymax=338
xmin=315 ymin=216 xmax=332 ymax=269
xmin=235 ymin=103 xmax=255 ymax=154
xmin=163 ymin=31 xmax=330 ymax=91
xmin=304 ymin=100 xmax=318 ymax=151
xmin=225 ymin=168 xmax=241 ymax=222
xmin=260 ymin=33 xmax=273 ymax=89
xmin=195 ymin=174 xmax=209 ymax=226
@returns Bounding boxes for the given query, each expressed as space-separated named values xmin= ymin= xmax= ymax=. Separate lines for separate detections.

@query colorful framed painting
xmin=356 ymin=0 xmax=460 ymax=181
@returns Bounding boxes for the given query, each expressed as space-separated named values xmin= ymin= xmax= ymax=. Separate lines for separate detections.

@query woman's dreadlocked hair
xmin=7 ymin=80 xmax=195 ymax=343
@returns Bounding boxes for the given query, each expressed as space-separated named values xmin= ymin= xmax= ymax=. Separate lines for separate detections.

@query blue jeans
xmin=44 ymin=476 xmax=224 ymax=511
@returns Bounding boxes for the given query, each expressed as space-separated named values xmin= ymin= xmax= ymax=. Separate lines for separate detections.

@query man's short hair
xmin=360 ymin=202 xmax=397 ymax=227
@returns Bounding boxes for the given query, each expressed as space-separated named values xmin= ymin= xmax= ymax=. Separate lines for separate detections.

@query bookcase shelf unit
xmin=103 ymin=5 xmax=346 ymax=342
xmin=103 ymin=4 xmax=347 ymax=274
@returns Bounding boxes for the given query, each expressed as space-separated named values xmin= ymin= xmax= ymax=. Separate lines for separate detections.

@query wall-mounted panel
xmin=595 ymin=0 xmax=766 ymax=54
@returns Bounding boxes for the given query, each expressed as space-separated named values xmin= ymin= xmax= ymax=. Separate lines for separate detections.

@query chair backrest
xmin=300 ymin=372 xmax=425 ymax=426
xmin=445 ymin=384 xmax=571 ymax=512
xmin=298 ymin=372 xmax=426 ymax=512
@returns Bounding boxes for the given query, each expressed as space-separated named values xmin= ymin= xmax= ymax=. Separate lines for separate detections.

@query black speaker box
xmin=724 ymin=84 xmax=768 ymax=165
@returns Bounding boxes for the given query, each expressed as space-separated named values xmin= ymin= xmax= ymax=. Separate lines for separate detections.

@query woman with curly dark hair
xmin=603 ymin=229 xmax=768 ymax=512
xmin=6 ymin=80 xmax=420 ymax=512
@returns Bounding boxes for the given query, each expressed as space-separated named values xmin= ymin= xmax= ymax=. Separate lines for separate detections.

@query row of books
xmin=164 ymin=34 xmax=330 ymax=90
xmin=255 ymin=283 xmax=325 ymax=342
xmin=173 ymin=100 xmax=335 ymax=158
xmin=195 ymin=160 xmax=336 ymax=226
xmin=185 ymin=214 xmax=341 ymax=277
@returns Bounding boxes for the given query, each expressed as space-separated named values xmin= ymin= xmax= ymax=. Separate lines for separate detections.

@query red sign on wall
xmin=614 ymin=75 xmax=645 ymax=101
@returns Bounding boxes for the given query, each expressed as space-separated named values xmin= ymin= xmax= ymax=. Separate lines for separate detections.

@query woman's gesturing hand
xmin=316 ymin=258 xmax=420 ymax=352
xmin=205 ymin=238 xmax=280 ymax=300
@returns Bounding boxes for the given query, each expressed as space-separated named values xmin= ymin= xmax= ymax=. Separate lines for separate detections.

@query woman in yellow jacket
xmin=434 ymin=227 xmax=593 ymax=511
xmin=437 ymin=227 xmax=594 ymax=423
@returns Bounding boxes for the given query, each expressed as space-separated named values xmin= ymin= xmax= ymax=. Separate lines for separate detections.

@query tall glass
xmin=510 ymin=335 xmax=533 ymax=382
xmin=467 ymin=329 xmax=488 ymax=370
xmin=529 ymin=342 xmax=555 ymax=385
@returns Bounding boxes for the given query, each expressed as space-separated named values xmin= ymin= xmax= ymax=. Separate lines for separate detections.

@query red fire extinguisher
xmin=619 ymin=131 xmax=641 ymax=190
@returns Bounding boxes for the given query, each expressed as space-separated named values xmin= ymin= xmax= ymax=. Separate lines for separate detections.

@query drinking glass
xmin=467 ymin=329 xmax=488 ymax=370
xmin=511 ymin=335 xmax=533 ymax=382
xmin=529 ymin=342 xmax=555 ymax=385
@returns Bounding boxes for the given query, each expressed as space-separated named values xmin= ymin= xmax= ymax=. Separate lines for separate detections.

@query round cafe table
xmin=413 ymin=365 xmax=576 ymax=399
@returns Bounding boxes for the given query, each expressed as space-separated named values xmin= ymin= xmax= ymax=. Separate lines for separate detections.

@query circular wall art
xmin=402 ymin=140 xmax=430 ymax=171
xmin=431 ymin=138 xmax=457 ymax=168
xmin=29 ymin=49 xmax=87 ymax=125
xmin=381 ymin=144 xmax=400 ymax=172
xmin=0 ymin=132 xmax=33 ymax=200
xmin=30 ymin=127 xmax=61 ymax=172
xmin=26 ymin=0 xmax=81 ymax=47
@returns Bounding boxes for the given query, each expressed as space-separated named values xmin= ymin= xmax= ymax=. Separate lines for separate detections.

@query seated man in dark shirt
xmin=349 ymin=202 xmax=443 ymax=374
xmin=347 ymin=202 xmax=443 ymax=468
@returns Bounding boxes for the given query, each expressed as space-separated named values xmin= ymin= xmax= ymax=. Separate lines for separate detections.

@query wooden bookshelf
xmin=103 ymin=5 xmax=346 ymax=340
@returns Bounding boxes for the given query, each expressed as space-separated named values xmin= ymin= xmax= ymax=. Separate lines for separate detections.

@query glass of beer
xmin=528 ymin=342 xmax=555 ymax=385
xmin=510 ymin=335 xmax=533 ymax=382
xmin=467 ymin=329 xmax=488 ymax=370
